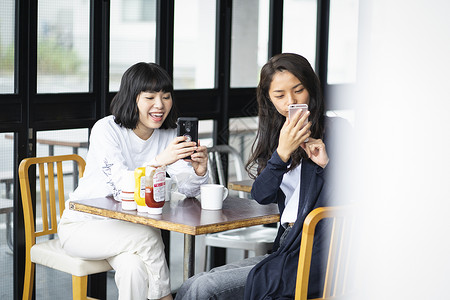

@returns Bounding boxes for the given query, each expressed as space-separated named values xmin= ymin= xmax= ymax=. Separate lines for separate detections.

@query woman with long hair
xmin=176 ymin=53 xmax=348 ymax=299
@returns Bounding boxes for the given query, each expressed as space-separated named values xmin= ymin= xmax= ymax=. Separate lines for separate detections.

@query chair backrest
xmin=295 ymin=206 xmax=354 ymax=300
xmin=19 ymin=154 xmax=86 ymax=250
xmin=207 ymin=145 xmax=247 ymax=197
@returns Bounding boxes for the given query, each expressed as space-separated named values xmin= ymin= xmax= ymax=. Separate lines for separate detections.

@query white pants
xmin=58 ymin=215 xmax=171 ymax=300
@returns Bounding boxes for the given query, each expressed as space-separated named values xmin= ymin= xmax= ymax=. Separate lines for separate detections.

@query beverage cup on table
xmin=121 ymin=170 xmax=137 ymax=211
xmin=200 ymin=184 xmax=228 ymax=210
xmin=165 ymin=177 xmax=178 ymax=201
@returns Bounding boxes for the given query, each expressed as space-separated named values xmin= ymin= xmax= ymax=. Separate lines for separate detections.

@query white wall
xmin=350 ymin=1 xmax=450 ymax=298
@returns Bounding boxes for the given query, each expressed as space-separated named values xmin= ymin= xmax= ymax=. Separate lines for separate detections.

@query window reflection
xmin=0 ymin=0 xmax=15 ymax=94
xmin=327 ymin=0 xmax=359 ymax=84
xmin=174 ymin=0 xmax=216 ymax=89
xmin=230 ymin=0 xmax=269 ymax=88
xmin=282 ymin=0 xmax=317 ymax=69
xmin=229 ymin=116 xmax=258 ymax=164
xmin=122 ymin=0 xmax=156 ymax=22
xmin=37 ymin=0 xmax=90 ymax=93
xmin=110 ymin=0 xmax=157 ymax=91
xmin=0 ymin=132 xmax=14 ymax=297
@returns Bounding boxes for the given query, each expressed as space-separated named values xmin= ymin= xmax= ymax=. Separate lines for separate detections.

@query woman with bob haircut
xmin=58 ymin=62 xmax=209 ymax=300
xmin=176 ymin=53 xmax=349 ymax=299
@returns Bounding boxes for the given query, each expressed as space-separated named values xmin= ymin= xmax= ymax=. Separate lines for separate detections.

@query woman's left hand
xmin=186 ymin=140 xmax=208 ymax=176
xmin=301 ymin=138 xmax=329 ymax=168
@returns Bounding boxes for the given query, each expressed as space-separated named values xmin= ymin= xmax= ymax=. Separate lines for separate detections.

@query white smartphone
xmin=288 ymin=104 xmax=309 ymax=142
xmin=288 ymin=104 xmax=308 ymax=123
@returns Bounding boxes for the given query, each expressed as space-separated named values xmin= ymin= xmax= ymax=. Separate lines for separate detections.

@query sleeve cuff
xmin=270 ymin=150 xmax=291 ymax=168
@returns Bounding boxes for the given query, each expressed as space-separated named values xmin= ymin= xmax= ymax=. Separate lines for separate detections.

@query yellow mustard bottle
xmin=134 ymin=167 xmax=147 ymax=212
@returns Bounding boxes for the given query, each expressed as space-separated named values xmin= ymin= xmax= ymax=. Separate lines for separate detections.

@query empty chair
xmin=295 ymin=206 xmax=354 ymax=300
xmin=19 ymin=154 xmax=112 ymax=300
xmin=207 ymin=144 xmax=247 ymax=198
xmin=0 ymin=197 xmax=13 ymax=251
xmin=203 ymin=145 xmax=278 ymax=270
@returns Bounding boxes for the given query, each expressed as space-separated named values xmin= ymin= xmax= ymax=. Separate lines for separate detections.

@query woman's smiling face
xmin=134 ymin=90 xmax=173 ymax=140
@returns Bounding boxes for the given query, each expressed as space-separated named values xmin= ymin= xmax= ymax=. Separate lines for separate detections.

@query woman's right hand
xmin=155 ymin=136 xmax=198 ymax=166
xmin=276 ymin=110 xmax=311 ymax=162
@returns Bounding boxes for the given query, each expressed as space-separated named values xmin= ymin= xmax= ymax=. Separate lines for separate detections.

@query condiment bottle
xmin=145 ymin=165 xmax=166 ymax=214
xmin=134 ymin=167 xmax=148 ymax=212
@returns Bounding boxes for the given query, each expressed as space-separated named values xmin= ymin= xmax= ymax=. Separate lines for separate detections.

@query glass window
xmin=0 ymin=133 xmax=14 ymax=298
xmin=122 ymin=0 xmax=157 ymax=22
xmin=110 ymin=0 xmax=157 ymax=91
xmin=230 ymin=0 xmax=270 ymax=88
xmin=199 ymin=119 xmax=214 ymax=147
xmin=327 ymin=0 xmax=359 ymax=84
xmin=37 ymin=0 xmax=90 ymax=93
xmin=173 ymin=0 xmax=216 ymax=89
xmin=36 ymin=128 xmax=88 ymax=159
xmin=36 ymin=128 xmax=88 ymax=194
xmin=229 ymin=116 xmax=258 ymax=171
xmin=0 ymin=0 xmax=15 ymax=94
xmin=282 ymin=0 xmax=318 ymax=69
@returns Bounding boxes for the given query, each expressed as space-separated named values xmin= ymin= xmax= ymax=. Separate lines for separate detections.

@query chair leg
xmin=203 ymin=245 xmax=209 ymax=272
xmin=22 ymin=260 xmax=35 ymax=300
xmin=72 ymin=275 xmax=88 ymax=300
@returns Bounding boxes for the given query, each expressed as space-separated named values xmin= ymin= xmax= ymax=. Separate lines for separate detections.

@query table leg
xmin=72 ymin=147 xmax=79 ymax=188
xmin=183 ymin=234 xmax=195 ymax=281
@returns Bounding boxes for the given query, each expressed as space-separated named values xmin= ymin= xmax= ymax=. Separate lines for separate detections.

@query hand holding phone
xmin=176 ymin=117 xmax=199 ymax=159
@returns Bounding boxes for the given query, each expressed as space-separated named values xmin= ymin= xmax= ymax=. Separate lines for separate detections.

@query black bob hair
xmin=110 ymin=62 xmax=178 ymax=129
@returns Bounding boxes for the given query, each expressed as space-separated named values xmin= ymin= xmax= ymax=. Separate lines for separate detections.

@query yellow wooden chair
xmin=19 ymin=154 xmax=112 ymax=300
xmin=295 ymin=206 xmax=354 ymax=300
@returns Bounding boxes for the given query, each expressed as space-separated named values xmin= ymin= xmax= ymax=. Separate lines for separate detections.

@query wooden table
xmin=69 ymin=196 xmax=279 ymax=280
xmin=228 ymin=179 xmax=254 ymax=193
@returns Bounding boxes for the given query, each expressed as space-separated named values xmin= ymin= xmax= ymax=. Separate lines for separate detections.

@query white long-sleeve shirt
xmin=63 ymin=115 xmax=208 ymax=221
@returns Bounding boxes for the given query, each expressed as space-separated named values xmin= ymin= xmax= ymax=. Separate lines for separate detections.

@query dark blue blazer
xmin=244 ymin=117 xmax=349 ymax=300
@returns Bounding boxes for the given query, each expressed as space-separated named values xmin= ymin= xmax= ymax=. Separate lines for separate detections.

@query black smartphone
xmin=176 ymin=117 xmax=199 ymax=159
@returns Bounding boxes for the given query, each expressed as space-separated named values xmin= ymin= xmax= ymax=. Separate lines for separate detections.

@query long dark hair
xmin=110 ymin=62 xmax=177 ymax=129
xmin=246 ymin=53 xmax=325 ymax=178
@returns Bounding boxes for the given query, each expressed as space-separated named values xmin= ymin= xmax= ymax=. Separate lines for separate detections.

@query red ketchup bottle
xmin=145 ymin=165 xmax=166 ymax=214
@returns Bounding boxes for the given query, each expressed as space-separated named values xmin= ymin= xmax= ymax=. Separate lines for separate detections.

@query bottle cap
xmin=137 ymin=205 xmax=149 ymax=213
xmin=147 ymin=207 xmax=163 ymax=214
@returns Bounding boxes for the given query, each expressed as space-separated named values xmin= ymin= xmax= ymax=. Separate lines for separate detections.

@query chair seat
xmin=205 ymin=226 xmax=278 ymax=254
xmin=30 ymin=239 xmax=112 ymax=277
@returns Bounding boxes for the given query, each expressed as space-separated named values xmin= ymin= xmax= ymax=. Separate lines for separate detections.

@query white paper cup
xmin=200 ymin=184 xmax=228 ymax=210
xmin=121 ymin=191 xmax=137 ymax=210
xmin=121 ymin=170 xmax=137 ymax=210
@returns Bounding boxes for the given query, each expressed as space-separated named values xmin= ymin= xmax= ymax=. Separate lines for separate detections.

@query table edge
xmin=69 ymin=201 xmax=279 ymax=236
